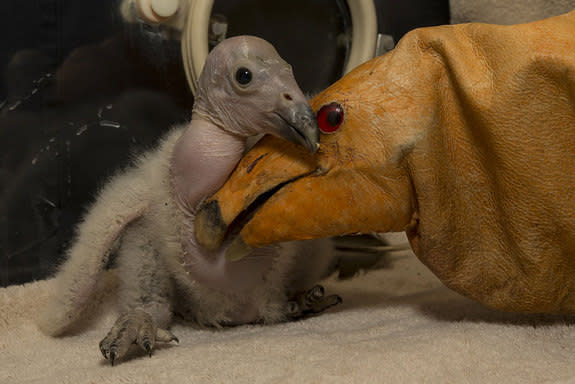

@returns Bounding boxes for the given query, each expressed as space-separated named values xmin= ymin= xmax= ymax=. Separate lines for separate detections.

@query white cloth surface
xmin=3 ymin=240 xmax=575 ymax=384
xmin=450 ymin=0 xmax=575 ymax=24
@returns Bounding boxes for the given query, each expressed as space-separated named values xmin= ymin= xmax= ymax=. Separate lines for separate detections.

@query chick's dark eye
xmin=235 ymin=67 xmax=252 ymax=85
xmin=317 ymin=102 xmax=344 ymax=134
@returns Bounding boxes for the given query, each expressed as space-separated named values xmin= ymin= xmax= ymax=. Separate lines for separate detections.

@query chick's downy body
xmin=38 ymin=36 xmax=339 ymax=364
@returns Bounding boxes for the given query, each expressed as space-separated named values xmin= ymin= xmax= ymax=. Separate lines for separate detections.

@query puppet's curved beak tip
xmin=195 ymin=201 xmax=254 ymax=261
xmin=194 ymin=200 xmax=227 ymax=251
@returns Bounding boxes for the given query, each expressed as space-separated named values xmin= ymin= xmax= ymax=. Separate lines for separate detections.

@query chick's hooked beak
xmin=273 ymin=99 xmax=319 ymax=153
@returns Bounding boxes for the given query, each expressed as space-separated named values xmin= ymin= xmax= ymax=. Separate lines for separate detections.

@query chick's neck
xmin=170 ymin=118 xmax=246 ymax=214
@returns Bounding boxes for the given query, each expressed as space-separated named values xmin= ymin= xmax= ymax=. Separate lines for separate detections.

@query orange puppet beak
xmin=193 ymin=56 xmax=419 ymax=256
xmin=193 ymin=135 xmax=319 ymax=252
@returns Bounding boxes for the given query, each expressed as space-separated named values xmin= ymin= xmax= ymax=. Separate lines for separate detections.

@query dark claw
xmin=110 ymin=350 xmax=116 ymax=366
xmin=312 ymin=294 xmax=343 ymax=313
xmin=288 ymin=301 xmax=299 ymax=315
xmin=172 ymin=335 xmax=180 ymax=344
xmin=144 ymin=341 xmax=152 ymax=357
xmin=99 ymin=340 xmax=108 ymax=359
xmin=311 ymin=285 xmax=324 ymax=298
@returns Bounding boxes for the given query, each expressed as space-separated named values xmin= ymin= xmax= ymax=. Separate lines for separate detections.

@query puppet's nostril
xmin=283 ymin=93 xmax=293 ymax=101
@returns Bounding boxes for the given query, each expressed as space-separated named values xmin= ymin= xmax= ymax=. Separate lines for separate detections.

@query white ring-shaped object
xmin=182 ymin=0 xmax=377 ymax=95
xmin=182 ymin=0 xmax=213 ymax=95
xmin=344 ymin=0 xmax=377 ymax=74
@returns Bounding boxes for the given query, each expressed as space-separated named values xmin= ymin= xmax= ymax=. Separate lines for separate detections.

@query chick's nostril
xmin=282 ymin=93 xmax=293 ymax=101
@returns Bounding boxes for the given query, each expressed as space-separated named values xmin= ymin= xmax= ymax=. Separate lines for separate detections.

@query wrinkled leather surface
xmin=202 ymin=12 xmax=575 ymax=314
xmin=400 ymin=11 xmax=575 ymax=313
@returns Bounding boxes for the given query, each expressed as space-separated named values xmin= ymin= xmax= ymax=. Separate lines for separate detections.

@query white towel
xmin=450 ymin=0 xmax=575 ymax=24
xmin=3 ymin=242 xmax=575 ymax=384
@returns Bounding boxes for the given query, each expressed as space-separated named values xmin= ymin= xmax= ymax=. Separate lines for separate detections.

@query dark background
xmin=0 ymin=0 xmax=450 ymax=286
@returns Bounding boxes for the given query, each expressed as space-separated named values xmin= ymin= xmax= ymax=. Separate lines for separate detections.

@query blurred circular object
xmin=183 ymin=0 xmax=377 ymax=95
xmin=150 ymin=0 xmax=180 ymax=19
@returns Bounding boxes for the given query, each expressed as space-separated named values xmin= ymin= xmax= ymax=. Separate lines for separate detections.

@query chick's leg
xmin=99 ymin=225 xmax=177 ymax=365
xmin=283 ymin=240 xmax=342 ymax=319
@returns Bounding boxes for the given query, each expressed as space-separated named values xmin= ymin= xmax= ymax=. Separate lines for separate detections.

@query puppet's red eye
xmin=317 ymin=102 xmax=344 ymax=134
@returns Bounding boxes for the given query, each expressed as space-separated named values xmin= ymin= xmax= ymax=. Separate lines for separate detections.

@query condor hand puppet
xmin=195 ymin=12 xmax=575 ymax=314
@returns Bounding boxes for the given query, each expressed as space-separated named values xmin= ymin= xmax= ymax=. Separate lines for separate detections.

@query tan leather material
xmin=200 ymin=12 xmax=575 ymax=314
